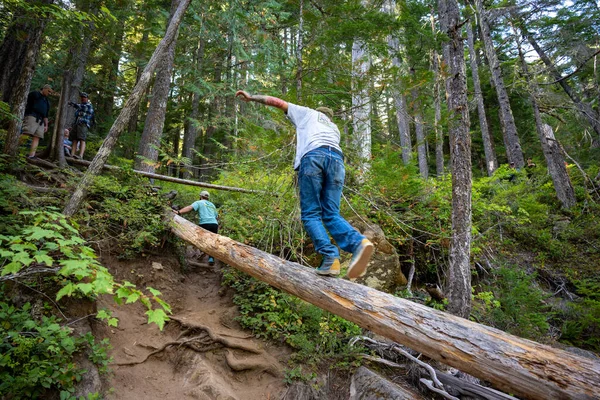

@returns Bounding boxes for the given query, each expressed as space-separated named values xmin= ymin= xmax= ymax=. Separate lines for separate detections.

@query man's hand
xmin=68 ymin=101 xmax=76 ymax=107
xmin=235 ymin=90 xmax=252 ymax=102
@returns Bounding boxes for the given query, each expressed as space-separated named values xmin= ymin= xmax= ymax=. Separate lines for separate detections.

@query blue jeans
xmin=298 ymin=147 xmax=365 ymax=260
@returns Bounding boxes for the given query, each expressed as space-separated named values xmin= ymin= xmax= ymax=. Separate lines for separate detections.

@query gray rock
xmin=349 ymin=367 xmax=424 ymax=399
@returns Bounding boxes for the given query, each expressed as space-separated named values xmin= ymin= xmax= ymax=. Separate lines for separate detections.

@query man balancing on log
xmin=235 ymin=90 xmax=373 ymax=278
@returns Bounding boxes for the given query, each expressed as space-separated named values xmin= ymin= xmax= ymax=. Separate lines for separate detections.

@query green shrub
xmin=0 ymin=296 xmax=111 ymax=399
xmin=559 ymin=279 xmax=600 ymax=351
xmin=474 ymin=267 xmax=550 ymax=340
xmin=222 ymin=269 xmax=362 ymax=368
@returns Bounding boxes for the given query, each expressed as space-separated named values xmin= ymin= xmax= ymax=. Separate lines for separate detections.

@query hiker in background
xmin=68 ymin=92 xmax=94 ymax=159
xmin=235 ymin=89 xmax=374 ymax=279
xmin=22 ymin=84 xmax=52 ymax=159
xmin=63 ymin=129 xmax=73 ymax=157
xmin=176 ymin=190 xmax=219 ymax=265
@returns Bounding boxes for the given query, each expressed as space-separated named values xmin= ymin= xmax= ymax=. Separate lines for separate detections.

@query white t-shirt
xmin=286 ymin=103 xmax=343 ymax=170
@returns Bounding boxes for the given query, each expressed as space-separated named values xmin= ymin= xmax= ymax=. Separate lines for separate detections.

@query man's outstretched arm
xmin=235 ymin=90 xmax=288 ymax=113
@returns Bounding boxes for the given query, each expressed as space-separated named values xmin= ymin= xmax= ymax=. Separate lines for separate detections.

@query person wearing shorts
xmin=68 ymin=92 xmax=94 ymax=159
xmin=22 ymin=84 xmax=51 ymax=158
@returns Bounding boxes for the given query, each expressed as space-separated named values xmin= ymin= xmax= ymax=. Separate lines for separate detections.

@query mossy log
xmin=170 ymin=213 xmax=600 ymax=400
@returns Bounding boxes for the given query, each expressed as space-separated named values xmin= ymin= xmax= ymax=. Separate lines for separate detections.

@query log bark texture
xmin=170 ymin=214 xmax=600 ymax=400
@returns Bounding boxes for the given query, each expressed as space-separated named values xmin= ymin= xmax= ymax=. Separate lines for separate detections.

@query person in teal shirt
xmin=176 ymin=190 xmax=219 ymax=264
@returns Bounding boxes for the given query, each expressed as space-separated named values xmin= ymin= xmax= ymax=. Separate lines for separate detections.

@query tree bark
xmin=430 ymin=10 xmax=444 ymax=177
xmin=384 ymin=0 xmax=412 ymax=165
xmin=2 ymin=19 xmax=46 ymax=157
xmin=63 ymin=0 xmax=192 ymax=216
xmin=513 ymin=28 xmax=576 ymax=209
xmin=466 ymin=19 xmax=497 ymax=176
xmin=411 ymin=71 xmax=428 ymax=179
xmin=182 ymin=37 xmax=204 ymax=179
xmin=135 ymin=0 xmax=181 ymax=173
xmin=475 ymin=0 xmax=524 ymax=168
xmin=0 ymin=0 xmax=53 ymax=104
xmin=352 ymin=1 xmax=372 ymax=178
xmin=296 ymin=0 xmax=304 ymax=102
xmin=438 ymin=0 xmax=472 ymax=318
xmin=170 ymin=215 xmax=600 ymax=400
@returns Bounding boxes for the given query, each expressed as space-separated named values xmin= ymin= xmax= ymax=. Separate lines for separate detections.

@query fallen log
xmin=66 ymin=157 xmax=263 ymax=195
xmin=169 ymin=213 xmax=600 ymax=400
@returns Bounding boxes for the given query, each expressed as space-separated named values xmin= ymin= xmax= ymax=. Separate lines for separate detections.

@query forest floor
xmin=93 ymin=248 xmax=290 ymax=400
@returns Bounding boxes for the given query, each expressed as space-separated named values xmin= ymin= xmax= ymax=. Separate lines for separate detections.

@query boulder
xmin=347 ymin=219 xmax=407 ymax=293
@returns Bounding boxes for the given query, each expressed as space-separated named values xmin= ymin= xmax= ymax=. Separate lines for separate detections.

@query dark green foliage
xmin=0 ymin=293 xmax=110 ymax=399
xmin=474 ymin=267 xmax=550 ymax=340
xmin=559 ymin=279 xmax=600 ymax=351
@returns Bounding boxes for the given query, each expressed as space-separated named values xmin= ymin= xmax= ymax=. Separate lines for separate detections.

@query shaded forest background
xmin=1 ymin=0 xmax=600 ymax=397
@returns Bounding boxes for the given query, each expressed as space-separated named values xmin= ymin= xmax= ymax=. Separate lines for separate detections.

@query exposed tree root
xmin=225 ymin=350 xmax=282 ymax=377
xmin=115 ymin=315 xmax=262 ymax=366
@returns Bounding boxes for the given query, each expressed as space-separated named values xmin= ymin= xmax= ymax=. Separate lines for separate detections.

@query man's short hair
xmin=316 ymin=107 xmax=334 ymax=120
xmin=42 ymin=84 xmax=52 ymax=91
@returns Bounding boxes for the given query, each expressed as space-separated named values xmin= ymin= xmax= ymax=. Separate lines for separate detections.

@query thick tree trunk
xmin=135 ymin=0 xmax=181 ymax=173
xmin=467 ymin=20 xmax=497 ymax=176
xmin=475 ymin=0 xmax=524 ymax=168
xmin=170 ymin=215 xmax=600 ymax=400
xmin=2 ymin=20 xmax=46 ymax=157
xmin=0 ymin=0 xmax=53 ymax=104
xmin=438 ymin=0 xmax=472 ymax=318
xmin=63 ymin=0 xmax=192 ymax=216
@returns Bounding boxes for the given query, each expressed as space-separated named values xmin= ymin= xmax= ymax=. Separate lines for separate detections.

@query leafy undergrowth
xmin=0 ymin=159 xmax=172 ymax=398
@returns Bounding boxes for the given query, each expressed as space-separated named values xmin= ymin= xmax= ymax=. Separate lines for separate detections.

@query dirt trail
xmin=95 ymin=249 xmax=289 ymax=400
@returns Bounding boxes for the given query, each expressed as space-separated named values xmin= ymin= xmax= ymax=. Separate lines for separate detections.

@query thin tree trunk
xmin=351 ymin=17 xmax=372 ymax=178
xmin=296 ymin=0 xmax=304 ymax=102
xmin=63 ymin=0 xmax=192 ymax=216
xmin=182 ymin=38 xmax=205 ymax=179
xmin=2 ymin=21 xmax=46 ymax=157
xmin=475 ymin=0 xmax=524 ymax=168
xmin=135 ymin=0 xmax=181 ymax=173
xmin=466 ymin=19 xmax=497 ymax=176
xmin=384 ymin=0 xmax=412 ymax=165
xmin=126 ymin=30 xmax=149 ymax=140
xmin=171 ymin=215 xmax=600 ymax=400
xmin=430 ymin=10 xmax=444 ymax=177
xmin=411 ymin=70 xmax=428 ymax=179
xmin=48 ymin=23 xmax=93 ymax=163
xmin=438 ymin=0 xmax=472 ymax=318
xmin=513 ymin=34 xmax=576 ymax=208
